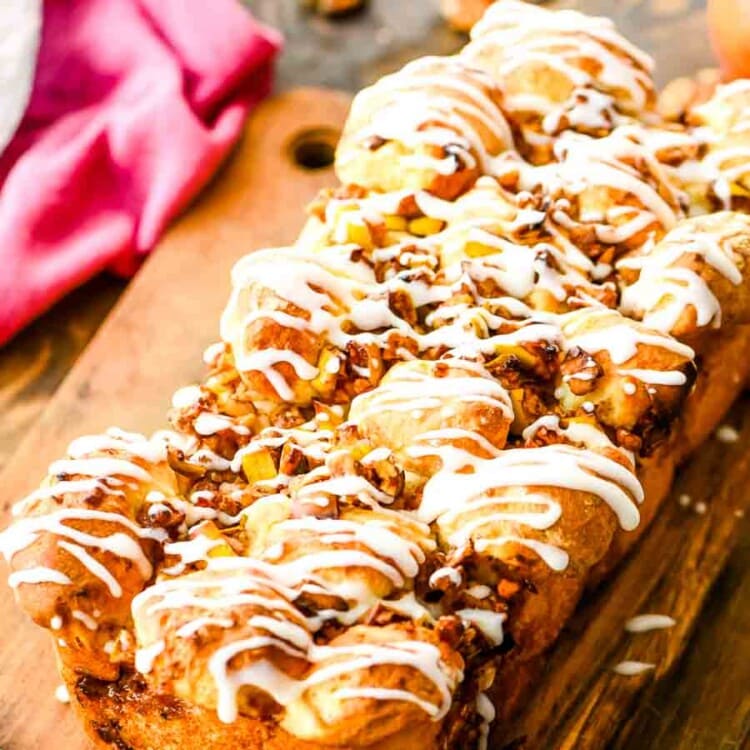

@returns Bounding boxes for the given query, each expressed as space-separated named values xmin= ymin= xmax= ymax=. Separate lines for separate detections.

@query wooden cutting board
xmin=0 ymin=87 xmax=747 ymax=750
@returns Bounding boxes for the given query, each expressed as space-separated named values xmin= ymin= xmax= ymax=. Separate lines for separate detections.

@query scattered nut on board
xmin=301 ymin=0 xmax=364 ymax=16
xmin=440 ymin=0 xmax=495 ymax=32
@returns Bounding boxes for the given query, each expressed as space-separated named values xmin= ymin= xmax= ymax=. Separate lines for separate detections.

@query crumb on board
xmin=613 ymin=660 xmax=655 ymax=676
xmin=375 ymin=26 xmax=394 ymax=46
xmin=301 ymin=0 xmax=364 ymax=17
xmin=624 ymin=614 xmax=676 ymax=633
xmin=715 ymin=424 xmax=740 ymax=443
xmin=678 ymin=493 xmax=691 ymax=508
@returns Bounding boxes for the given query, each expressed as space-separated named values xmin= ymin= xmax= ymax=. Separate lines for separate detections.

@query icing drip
xmin=476 ymin=691 xmax=496 ymax=750
xmin=613 ymin=660 xmax=655 ymax=676
xmin=420 ymin=442 xmax=642 ymax=530
xmin=456 ymin=608 xmax=505 ymax=645
xmin=618 ymin=221 xmax=747 ymax=335
xmin=507 ymin=128 xmax=683 ymax=237
xmin=349 ymin=358 xmax=513 ymax=423
xmin=624 ymin=614 xmax=676 ymax=633
xmin=561 ymin=308 xmax=694 ymax=385
xmin=8 ymin=567 xmax=72 ymax=588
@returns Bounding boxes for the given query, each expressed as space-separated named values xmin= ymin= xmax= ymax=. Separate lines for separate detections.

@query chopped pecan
xmin=561 ymin=346 xmax=601 ymax=395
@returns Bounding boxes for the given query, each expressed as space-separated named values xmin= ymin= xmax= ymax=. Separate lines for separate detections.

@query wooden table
xmin=0 ymin=1 xmax=746 ymax=748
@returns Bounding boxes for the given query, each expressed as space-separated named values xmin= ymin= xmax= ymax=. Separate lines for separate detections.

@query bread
xmin=3 ymin=2 xmax=750 ymax=749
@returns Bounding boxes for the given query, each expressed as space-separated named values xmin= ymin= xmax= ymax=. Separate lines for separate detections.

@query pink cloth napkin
xmin=0 ymin=0 xmax=281 ymax=345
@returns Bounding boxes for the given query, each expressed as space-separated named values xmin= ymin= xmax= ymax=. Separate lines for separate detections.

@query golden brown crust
xmin=336 ymin=56 xmax=513 ymax=200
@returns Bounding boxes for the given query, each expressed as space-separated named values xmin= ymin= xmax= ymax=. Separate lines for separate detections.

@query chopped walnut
xmin=301 ymin=0 xmax=364 ymax=16
xmin=658 ymin=68 xmax=721 ymax=123
xmin=561 ymin=347 xmax=602 ymax=395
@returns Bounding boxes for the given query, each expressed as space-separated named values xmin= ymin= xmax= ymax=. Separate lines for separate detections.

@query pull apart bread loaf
xmin=4 ymin=3 xmax=750 ymax=749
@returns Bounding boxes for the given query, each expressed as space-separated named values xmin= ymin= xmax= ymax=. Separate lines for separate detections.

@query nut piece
xmin=440 ymin=0 xmax=495 ymax=32
xmin=302 ymin=0 xmax=364 ymax=16
xmin=657 ymin=68 xmax=721 ymax=123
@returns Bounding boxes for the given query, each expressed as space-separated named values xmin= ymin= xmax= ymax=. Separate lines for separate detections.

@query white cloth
xmin=0 ymin=0 xmax=41 ymax=153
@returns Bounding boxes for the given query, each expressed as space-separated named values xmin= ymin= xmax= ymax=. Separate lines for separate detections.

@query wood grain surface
xmin=501 ymin=402 xmax=750 ymax=749
xmin=0 ymin=2 xmax=748 ymax=749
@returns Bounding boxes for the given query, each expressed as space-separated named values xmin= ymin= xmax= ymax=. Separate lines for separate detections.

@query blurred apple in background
xmin=708 ymin=0 xmax=750 ymax=79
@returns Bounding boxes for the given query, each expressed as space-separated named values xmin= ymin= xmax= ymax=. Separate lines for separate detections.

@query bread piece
xmin=463 ymin=0 xmax=656 ymax=162
xmin=682 ymin=79 xmax=750 ymax=211
xmin=336 ymin=56 xmax=514 ymax=199
xmin=3 ymin=3 xmax=750 ymax=749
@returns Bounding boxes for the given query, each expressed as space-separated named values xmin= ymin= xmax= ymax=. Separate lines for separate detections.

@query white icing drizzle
xmin=268 ymin=516 xmax=429 ymax=590
xmin=203 ymin=342 xmax=225 ymax=366
xmin=54 ymin=684 xmax=71 ymax=704
xmin=193 ymin=412 xmax=250 ymax=437
xmin=48 ymin=457 xmax=152 ymax=484
xmin=619 ymin=223 xmax=743 ymax=284
xmin=1 ymin=508 xmax=164 ymax=565
xmin=464 ymin=0 xmax=653 ymax=143
xmin=341 ymin=55 xmax=513 ymax=178
xmin=72 ymin=609 xmax=99 ymax=631
xmin=466 ymin=584 xmax=492 ymax=600
xmin=2 ymin=429 xmax=173 ymax=600
xmin=171 ymin=384 xmax=202 ymax=409
xmin=294 ymin=473 xmax=394 ymax=508
xmin=350 ymin=358 xmax=513 ymax=423
xmin=612 ymin=660 xmax=655 ymax=676
xmin=135 ymin=639 xmax=166 ymax=674
xmin=5 ymin=5 xmax=736 ymax=740
xmin=456 ymin=608 xmax=505 ymax=645
xmin=429 ymin=567 xmax=462 ymax=588
xmin=67 ymin=427 xmax=170 ymax=465
xmin=624 ymin=614 xmax=676 ymax=633
xmin=420 ymin=442 xmax=642 ymax=531
xmin=561 ymin=308 xmax=694 ymax=385
xmin=690 ymin=81 xmax=750 ymax=204
xmin=476 ymin=691 xmax=496 ymax=750
xmin=506 ymin=128 xmax=682 ymax=238
xmin=522 ymin=415 xmax=634 ymax=463
xmin=8 ymin=567 xmax=72 ymax=588
xmin=621 ymin=266 xmax=721 ymax=334
xmin=57 ymin=540 xmax=124 ymax=598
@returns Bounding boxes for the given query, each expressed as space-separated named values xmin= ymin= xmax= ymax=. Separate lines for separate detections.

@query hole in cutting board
xmin=289 ymin=128 xmax=339 ymax=170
